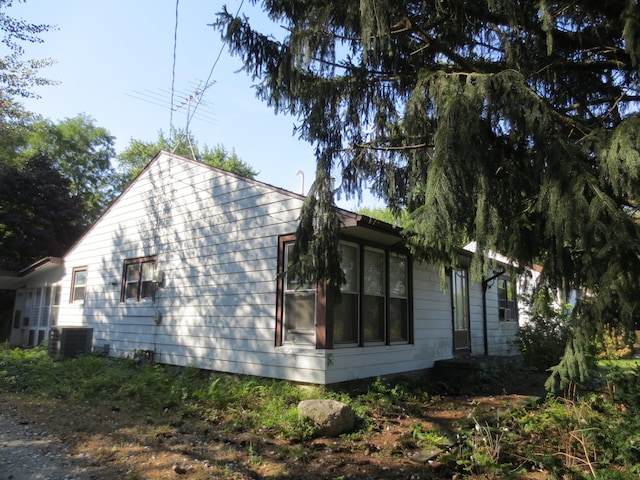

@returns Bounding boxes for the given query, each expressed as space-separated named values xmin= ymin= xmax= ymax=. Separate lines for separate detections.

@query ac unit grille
xmin=48 ymin=327 xmax=93 ymax=358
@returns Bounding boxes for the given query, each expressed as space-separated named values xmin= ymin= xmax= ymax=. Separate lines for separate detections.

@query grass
xmin=2 ymin=343 xmax=640 ymax=479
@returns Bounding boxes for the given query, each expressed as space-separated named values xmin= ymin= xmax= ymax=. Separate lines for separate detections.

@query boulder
xmin=297 ymin=399 xmax=356 ymax=436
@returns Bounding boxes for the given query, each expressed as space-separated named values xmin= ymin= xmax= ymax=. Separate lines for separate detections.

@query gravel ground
xmin=0 ymin=404 xmax=91 ymax=480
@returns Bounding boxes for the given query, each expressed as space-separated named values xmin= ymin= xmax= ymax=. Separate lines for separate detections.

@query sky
xmin=10 ymin=0 xmax=377 ymax=210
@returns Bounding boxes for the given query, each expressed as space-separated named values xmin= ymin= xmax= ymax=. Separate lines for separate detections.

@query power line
xmin=186 ymin=0 xmax=245 ymax=129
xmin=169 ymin=0 xmax=180 ymax=137
xmin=125 ymin=86 xmax=217 ymax=125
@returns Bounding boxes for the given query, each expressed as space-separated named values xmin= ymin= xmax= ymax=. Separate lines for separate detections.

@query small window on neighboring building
xmin=498 ymin=277 xmax=517 ymax=321
xmin=70 ymin=267 xmax=87 ymax=303
xmin=121 ymin=256 xmax=157 ymax=302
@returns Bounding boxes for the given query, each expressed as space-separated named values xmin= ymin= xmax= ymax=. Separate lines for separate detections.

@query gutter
xmin=481 ymin=268 xmax=505 ymax=355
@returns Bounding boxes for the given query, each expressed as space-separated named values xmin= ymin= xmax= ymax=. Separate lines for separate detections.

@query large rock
xmin=297 ymin=399 xmax=356 ymax=436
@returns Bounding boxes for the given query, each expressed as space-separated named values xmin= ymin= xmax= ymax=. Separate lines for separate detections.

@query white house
xmin=0 ymin=151 xmax=521 ymax=384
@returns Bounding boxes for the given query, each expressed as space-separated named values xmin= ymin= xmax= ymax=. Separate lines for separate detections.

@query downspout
xmin=481 ymin=268 xmax=505 ymax=355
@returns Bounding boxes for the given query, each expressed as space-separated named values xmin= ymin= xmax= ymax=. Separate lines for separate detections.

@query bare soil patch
xmin=1 ymin=371 xmax=549 ymax=480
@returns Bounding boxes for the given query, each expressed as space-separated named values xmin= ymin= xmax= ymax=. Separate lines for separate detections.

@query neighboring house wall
xmin=48 ymin=151 xmax=521 ymax=384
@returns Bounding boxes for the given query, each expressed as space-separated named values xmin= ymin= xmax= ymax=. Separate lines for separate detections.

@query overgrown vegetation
xmin=1 ymin=344 xmax=640 ymax=478
xmin=517 ymin=292 xmax=572 ymax=373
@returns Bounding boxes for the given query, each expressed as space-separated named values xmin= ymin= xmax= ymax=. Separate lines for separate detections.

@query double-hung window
xmin=70 ymin=267 xmax=87 ymax=303
xmin=121 ymin=256 xmax=157 ymax=302
xmin=282 ymin=244 xmax=316 ymax=344
xmin=497 ymin=277 xmax=517 ymax=321
xmin=362 ymin=247 xmax=386 ymax=343
xmin=333 ymin=242 xmax=359 ymax=344
xmin=388 ymin=253 xmax=409 ymax=342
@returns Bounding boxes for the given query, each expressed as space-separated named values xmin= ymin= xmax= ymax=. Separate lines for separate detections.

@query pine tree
xmin=215 ymin=1 xmax=640 ymax=387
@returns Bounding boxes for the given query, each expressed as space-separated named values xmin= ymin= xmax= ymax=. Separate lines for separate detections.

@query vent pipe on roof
xmin=295 ymin=170 xmax=305 ymax=195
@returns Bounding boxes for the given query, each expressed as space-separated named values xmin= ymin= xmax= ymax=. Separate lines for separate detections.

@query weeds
xmin=2 ymin=343 xmax=640 ymax=478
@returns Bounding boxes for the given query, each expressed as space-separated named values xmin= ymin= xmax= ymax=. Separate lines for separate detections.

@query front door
xmin=451 ymin=268 xmax=470 ymax=356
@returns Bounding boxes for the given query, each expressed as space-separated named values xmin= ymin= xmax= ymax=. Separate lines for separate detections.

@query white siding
xmin=54 ymin=152 xmax=519 ymax=384
xmin=56 ymin=153 xmax=328 ymax=381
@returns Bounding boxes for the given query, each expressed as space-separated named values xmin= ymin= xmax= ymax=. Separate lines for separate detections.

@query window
xmin=70 ymin=267 xmax=87 ymax=303
xmin=498 ymin=277 xmax=517 ymax=321
xmin=282 ymin=244 xmax=316 ymax=344
xmin=333 ymin=243 xmax=359 ymax=344
xmin=121 ymin=256 xmax=157 ymax=302
xmin=362 ymin=247 xmax=385 ymax=343
xmin=333 ymin=244 xmax=410 ymax=346
xmin=277 ymin=236 xmax=412 ymax=348
xmin=388 ymin=253 xmax=409 ymax=342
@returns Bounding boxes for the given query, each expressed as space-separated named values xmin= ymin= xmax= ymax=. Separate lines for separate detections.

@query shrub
xmin=518 ymin=301 xmax=572 ymax=372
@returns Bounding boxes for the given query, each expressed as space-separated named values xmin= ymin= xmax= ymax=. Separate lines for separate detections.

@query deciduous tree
xmin=215 ymin=1 xmax=640 ymax=389
xmin=0 ymin=0 xmax=55 ymax=103
xmin=0 ymin=153 xmax=84 ymax=270
xmin=19 ymin=114 xmax=116 ymax=223
xmin=115 ymin=129 xmax=258 ymax=191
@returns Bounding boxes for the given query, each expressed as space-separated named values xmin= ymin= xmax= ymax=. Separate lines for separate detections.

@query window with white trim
xmin=121 ymin=256 xmax=157 ymax=302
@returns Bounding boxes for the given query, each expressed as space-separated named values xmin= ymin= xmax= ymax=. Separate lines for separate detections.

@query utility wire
xmin=186 ymin=0 xmax=245 ymax=129
xmin=169 ymin=0 xmax=180 ymax=138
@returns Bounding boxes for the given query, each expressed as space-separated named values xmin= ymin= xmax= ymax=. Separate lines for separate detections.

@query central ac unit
xmin=48 ymin=327 xmax=93 ymax=358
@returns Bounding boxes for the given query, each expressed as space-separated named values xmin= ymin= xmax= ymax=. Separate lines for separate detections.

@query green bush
xmin=518 ymin=299 xmax=572 ymax=372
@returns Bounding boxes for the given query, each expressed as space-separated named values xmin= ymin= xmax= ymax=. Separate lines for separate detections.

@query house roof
xmin=337 ymin=210 xmax=403 ymax=246
xmin=0 ymin=257 xmax=63 ymax=289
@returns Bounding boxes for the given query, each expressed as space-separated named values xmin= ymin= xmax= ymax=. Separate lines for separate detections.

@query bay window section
xmin=363 ymin=247 xmax=385 ymax=344
xmin=277 ymin=236 xmax=412 ymax=348
xmin=388 ymin=253 xmax=409 ymax=343
xmin=283 ymin=244 xmax=316 ymax=345
xmin=333 ymin=242 xmax=359 ymax=345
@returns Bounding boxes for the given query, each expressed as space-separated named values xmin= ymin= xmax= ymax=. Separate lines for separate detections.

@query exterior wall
xmin=56 ymin=152 xmax=327 ymax=382
xmin=481 ymin=280 xmax=520 ymax=356
xmin=321 ymin=263 xmax=520 ymax=384
xmin=54 ymin=152 xmax=520 ymax=384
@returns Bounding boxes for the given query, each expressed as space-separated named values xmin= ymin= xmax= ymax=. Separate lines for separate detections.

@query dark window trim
xmin=275 ymin=235 xmax=293 ymax=347
xmin=276 ymin=234 xmax=413 ymax=349
xmin=120 ymin=256 xmax=158 ymax=302
xmin=498 ymin=275 xmax=518 ymax=322
xmin=70 ymin=266 xmax=88 ymax=304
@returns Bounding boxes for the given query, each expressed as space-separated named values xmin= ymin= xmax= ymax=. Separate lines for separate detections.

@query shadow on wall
xmin=84 ymin=156 xmax=302 ymax=376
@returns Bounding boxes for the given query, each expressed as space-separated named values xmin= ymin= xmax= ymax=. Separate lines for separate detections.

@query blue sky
xmin=11 ymin=0 xmax=377 ymax=210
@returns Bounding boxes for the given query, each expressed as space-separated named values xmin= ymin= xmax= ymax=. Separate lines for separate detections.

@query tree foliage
xmin=216 ymin=1 xmax=640 ymax=385
xmin=0 ymin=0 xmax=56 ymax=102
xmin=0 ymin=93 xmax=31 ymax=165
xmin=19 ymin=114 xmax=116 ymax=224
xmin=115 ymin=129 xmax=258 ymax=191
xmin=0 ymin=153 xmax=84 ymax=270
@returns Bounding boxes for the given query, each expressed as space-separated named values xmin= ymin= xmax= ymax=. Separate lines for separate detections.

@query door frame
xmin=450 ymin=267 xmax=471 ymax=356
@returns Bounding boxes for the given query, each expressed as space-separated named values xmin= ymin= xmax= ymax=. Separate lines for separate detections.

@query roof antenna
xmin=295 ymin=170 xmax=305 ymax=195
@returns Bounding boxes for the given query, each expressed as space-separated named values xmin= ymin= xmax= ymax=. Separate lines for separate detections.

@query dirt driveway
xmin=0 ymin=402 xmax=101 ymax=480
